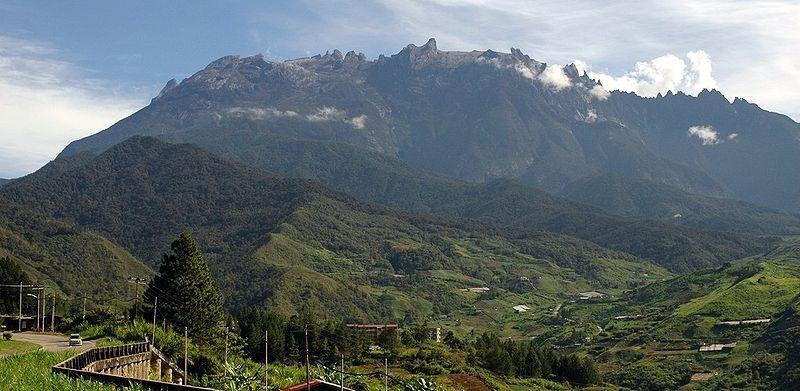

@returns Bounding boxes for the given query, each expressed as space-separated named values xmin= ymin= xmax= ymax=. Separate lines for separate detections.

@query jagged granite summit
xmin=61 ymin=39 xmax=800 ymax=212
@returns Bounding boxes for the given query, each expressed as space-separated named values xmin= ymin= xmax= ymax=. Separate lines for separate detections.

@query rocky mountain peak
xmin=422 ymin=37 xmax=437 ymax=51
xmin=563 ymin=63 xmax=580 ymax=78
xmin=206 ymin=55 xmax=241 ymax=69
xmin=152 ymin=78 xmax=179 ymax=102
xmin=696 ymin=88 xmax=730 ymax=105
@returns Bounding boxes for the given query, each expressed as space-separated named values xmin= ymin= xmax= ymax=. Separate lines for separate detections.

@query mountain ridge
xmin=148 ymin=131 xmax=782 ymax=272
xmin=561 ymin=173 xmax=800 ymax=235
xmin=58 ymin=40 xmax=800 ymax=212
xmin=4 ymin=136 xmax=671 ymax=321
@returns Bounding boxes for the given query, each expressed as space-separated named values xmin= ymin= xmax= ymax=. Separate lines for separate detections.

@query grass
xmin=0 ymin=339 xmax=40 ymax=356
xmin=675 ymin=261 xmax=800 ymax=320
xmin=0 ymin=350 xmax=126 ymax=390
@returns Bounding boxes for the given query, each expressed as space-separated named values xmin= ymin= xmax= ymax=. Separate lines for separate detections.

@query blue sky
xmin=1 ymin=0 xmax=798 ymax=177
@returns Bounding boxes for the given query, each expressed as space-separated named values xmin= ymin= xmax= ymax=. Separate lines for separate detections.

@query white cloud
xmin=514 ymin=63 xmax=536 ymax=80
xmin=589 ymin=85 xmax=610 ymax=101
xmin=0 ymin=35 xmax=149 ymax=178
xmin=688 ymin=125 xmax=720 ymax=145
xmin=728 ymin=133 xmax=738 ymax=140
xmin=306 ymin=106 xmax=347 ymax=122
xmin=263 ymin=0 xmax=798 ymax=120
xmin=538 ymin=64 xmax=571 ymax=90
xmin=306 ymin=107 xmax=368 ymax=129
xmin=685 ymin=50 xmax=716 ymax=95
xmin=348 ymin=114 xmax=368 ymax=129
xmin=227 ymin=107 xmax=298 ymax=119
xmin=572 ymin=60 xmax=589 ymax=76
xmin=586 ymin=51 xmax=717 ymax=97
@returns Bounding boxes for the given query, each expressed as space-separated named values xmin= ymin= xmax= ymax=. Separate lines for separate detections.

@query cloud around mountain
xmin=576 ymin=50 xmax=717 ymax=98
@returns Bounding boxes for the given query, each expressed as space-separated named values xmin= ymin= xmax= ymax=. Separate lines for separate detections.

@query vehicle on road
xmin=68 ymin=334 xmax=82 ymax=346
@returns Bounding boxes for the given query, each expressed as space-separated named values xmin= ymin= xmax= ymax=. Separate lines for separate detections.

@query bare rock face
xmin=60 ymin=39 xmax=800 ymax=212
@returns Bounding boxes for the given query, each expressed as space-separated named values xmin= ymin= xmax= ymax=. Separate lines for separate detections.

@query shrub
xmin=2 ymin=332 xmax=11 ymax=340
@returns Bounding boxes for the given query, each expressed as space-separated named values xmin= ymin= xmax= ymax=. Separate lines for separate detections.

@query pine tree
xmin=145 ymin=230 xmax=225 ymax=345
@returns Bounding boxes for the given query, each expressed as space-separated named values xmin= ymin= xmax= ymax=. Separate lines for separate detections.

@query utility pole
xmin=27 ymin=291 xmax=41 ymax=332
xmin=18 ymin=281 xmax=22 ymax=331
xmin=305 ymin=324 xmax=311 ymax=391
xmin=184 ymin=327 xmax=188 ymax=385
xmin=50 ymin=295 xmax=55 ymax=332
xmin=82 ymin=297 xmax=87 ymax=323
xmin=265 ymin=329 xmax=269 ymax=391
xmin=134 ymin=281 xmax=139 ymax=320
xmin=340 ymin=353 xmax=344 ymax=391
xmin=40 ymin=288 xmax=46 ymax=332
xmin=127 ymin=277 xmax=147 ymax=321
xmin=151 ymin=297 xmax=158 ymax=347
xmin=384 ymin=357 xmax=388 ymax=391
xmin=35 ymin=291 xmax=40 ymax=331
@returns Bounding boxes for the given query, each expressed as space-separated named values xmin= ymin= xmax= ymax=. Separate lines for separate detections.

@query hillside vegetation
xmin=1 ymin=137 xmax=668 ymax=330
xmin=536 ymin=239 xmax=800 ymax=389
xmin=160 ymin=131 xmax=780 ymax=273
xmin=0 ymin=198 xmax=152 ymax=304
xmin=561 ymin=173 xmax=800 ymax=235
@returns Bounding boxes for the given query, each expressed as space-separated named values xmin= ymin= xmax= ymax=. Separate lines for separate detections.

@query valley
xmin=1 ymin=33 xmax=799 ymax=390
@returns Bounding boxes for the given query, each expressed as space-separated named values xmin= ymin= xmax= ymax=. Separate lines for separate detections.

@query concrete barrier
xmin=52 ymin=341 xmax=217 ymax=391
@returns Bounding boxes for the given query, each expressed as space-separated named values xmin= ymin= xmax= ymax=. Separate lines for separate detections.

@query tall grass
xmin=0 ymin=350 xmax=129 ymax=390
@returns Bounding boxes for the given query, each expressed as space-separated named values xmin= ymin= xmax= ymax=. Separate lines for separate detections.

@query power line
xmin=142 ymin=286 xmax=184 ymax=307
xmin=127 ymin=277 xmax=148 ymax=321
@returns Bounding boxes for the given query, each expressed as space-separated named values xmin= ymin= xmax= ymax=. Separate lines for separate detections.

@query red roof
xmin=345 ymin=323 xmax=398 ymax=329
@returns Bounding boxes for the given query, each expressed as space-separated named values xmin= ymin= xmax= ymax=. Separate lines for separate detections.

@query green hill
xmin=0 ymin=198 xmax=152 ymax=305
xmin=524 ymin=239 xmax=800 ymax=389
xmin=156 ymin=132 xmax=778 ymax=273
xmin=627 ymin=247 xmax=800 ymax=329
xmin=561 ymin=174 xmax=800 ymax=235
xmin=0 ymin=137 xmax=668 ymax=330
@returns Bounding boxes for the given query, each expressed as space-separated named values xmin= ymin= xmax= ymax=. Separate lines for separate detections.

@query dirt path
xmin=12 ymin=332 xmax=95 ymax=352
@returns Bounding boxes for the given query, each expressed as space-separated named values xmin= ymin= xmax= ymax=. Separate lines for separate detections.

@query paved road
xmin=12 ymin=332 xmax=95 ymax=352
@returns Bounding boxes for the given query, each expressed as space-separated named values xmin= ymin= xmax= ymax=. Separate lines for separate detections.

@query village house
xmin=698 ymin=342 xmax=737 ymax=352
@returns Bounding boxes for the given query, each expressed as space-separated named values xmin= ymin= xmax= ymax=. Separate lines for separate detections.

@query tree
xmin=145 ymin=230 xmax=225 ymax=345
xmin=237 ymin=307 xmax=287 ymax=363
xmin=378 ymin=328 xmax=401 ymax=353
xmin=443 ymin=330 xmax=464 ymax=349
xmin=0 ymin=257 xmax=31 ymax=313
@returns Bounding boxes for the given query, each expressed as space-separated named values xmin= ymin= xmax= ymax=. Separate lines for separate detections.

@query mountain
xmin=604 ymin=90 xmax=800 ymax=212
xmin=0 ymin=179 xmax=9 ymax=187
xmin=561 ymin=174 xmax=800 ymax=235
xmin=1 ymin=137 xmax=669 ymax=325
xmin=0 ymin=197 xmax=151 ymax=303
xmin=58 ymin=39 xmax=800 ymax=212
xmin=153 ymin=131 xmax=779 ymax=273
